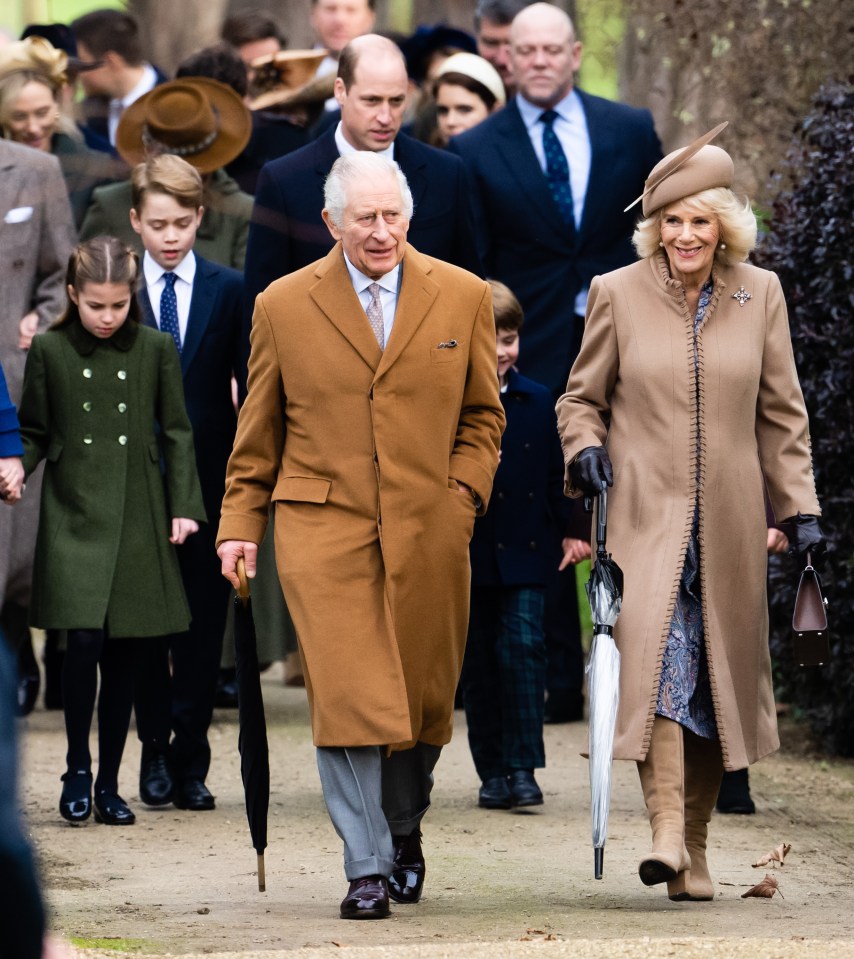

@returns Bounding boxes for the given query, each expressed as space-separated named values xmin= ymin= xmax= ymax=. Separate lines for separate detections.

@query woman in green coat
xmin=19 ymin=238 xmax=205 ymax=827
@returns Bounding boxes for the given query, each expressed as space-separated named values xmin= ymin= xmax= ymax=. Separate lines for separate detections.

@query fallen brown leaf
xmin=752 ymin=842 xmax=792 ymax=868
xmin=742 ymin=873 xmax=784 ymax=899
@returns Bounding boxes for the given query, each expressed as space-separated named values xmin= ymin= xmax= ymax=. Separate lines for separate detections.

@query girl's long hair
xmin=53 ymin=235 xmax=142 ymax=329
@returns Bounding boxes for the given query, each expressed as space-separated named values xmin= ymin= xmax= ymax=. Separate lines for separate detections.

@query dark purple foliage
xmin=756 ymin=77 xmax=854 ymax=756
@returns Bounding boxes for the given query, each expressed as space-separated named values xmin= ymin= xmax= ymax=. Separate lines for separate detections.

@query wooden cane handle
xmin=236 ymin=557 xmax=251 ymax=601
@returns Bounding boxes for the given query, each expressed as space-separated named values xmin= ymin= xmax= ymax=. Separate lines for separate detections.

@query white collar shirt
xmin=334 ymin=121 xmax=395 ymax=161
xmin=143 ymin=250 xmax=196 ymax=343
xmin=108 ymin=63 xmax=158 ymax=145
xmin=343 ymin=253 xmax=400 ymax=345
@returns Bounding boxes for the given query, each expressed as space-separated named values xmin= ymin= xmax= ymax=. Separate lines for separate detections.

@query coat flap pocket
xmin=273 ymin=475 xmax=331 ymax=504
xmin=46 ymin=440 xmax=63 ymax=462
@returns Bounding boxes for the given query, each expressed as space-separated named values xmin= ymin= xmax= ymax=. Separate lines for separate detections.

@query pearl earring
xmin=719 ymin=242 xmax=727 ymax=250
xmin=659 ymin=241 xmax=664 ymax=247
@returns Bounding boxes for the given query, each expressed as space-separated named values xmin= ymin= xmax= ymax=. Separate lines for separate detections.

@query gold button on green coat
xmin=117 ymin=402 xmax=127 ymax=413
xmin=83 ymin=401 xmax=92 ymax=411
xmin=118 ymin=435 xmax=127 ymax=445
xmin=83 ymin=434 xmax=93 ymax=444
xmin=83 ymin=368 xmax=92 ymax=378
xmin=117 ymin=370 xmax=126 ymax=380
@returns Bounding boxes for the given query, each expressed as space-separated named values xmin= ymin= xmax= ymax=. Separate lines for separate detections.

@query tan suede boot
xmin=636 ymin=716 xmax=690 ymax=886
xmin=667 ymin=732 xmax=724 ymax=901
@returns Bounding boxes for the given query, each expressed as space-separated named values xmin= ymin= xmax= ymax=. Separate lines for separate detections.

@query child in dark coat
xmin=18 ymin=237 xmax=205 ymax=827
xmin=461 ymin=280 xmax=573 ymax=809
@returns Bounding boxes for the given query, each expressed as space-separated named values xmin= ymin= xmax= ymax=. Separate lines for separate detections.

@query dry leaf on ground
xmin=742 ymin=873 xmax=784 ymax=899
xmin=753 ymin=842 xmax=792 ymax=868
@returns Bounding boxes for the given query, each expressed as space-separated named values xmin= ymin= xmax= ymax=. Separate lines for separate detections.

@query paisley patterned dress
xmin=655 ymin=280 xmax=717 ymax=740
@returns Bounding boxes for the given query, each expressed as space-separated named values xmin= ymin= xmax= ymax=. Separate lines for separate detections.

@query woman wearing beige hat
xmin=557 ymin=124 xmax=825 ymax=900
xmin=432 ymin=51 xmax=505 ymax=146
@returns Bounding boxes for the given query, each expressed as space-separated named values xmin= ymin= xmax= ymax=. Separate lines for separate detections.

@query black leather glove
xmin=783 ymin=512 xmax=826 ymax=566
xmin=569 ymin=446 xmax=613 ymax=498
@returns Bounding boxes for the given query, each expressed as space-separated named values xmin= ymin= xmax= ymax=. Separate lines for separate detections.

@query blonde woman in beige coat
xmin=556 ymin=126 xmax=825 ymax=901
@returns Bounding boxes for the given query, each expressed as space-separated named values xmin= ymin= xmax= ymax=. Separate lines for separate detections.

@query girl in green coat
xmin=19 ymin=237 xmax=205 ymax=827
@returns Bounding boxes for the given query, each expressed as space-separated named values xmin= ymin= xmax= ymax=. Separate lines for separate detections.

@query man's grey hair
xmin=323 ymin=153 xmax=414 ymax=228
xmin=474 ymin=0 xmax=534 ymax=30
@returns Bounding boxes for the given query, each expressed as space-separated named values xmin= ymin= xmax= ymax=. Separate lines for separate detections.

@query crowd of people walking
xmin=0 ymin=0 xmax=824 ymax=945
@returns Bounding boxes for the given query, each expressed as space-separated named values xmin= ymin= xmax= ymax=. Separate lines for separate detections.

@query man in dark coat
xmin=448 ymin=2 xmax=662 ymax=396
xmin=243 ymin=33 xmax=482 ymax=314
xmin=449 ymin=2 xmax=660 ymax=722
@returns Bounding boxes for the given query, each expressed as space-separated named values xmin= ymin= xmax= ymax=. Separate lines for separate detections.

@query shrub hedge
xmin=756 ymin=78 xmax=854 ymax=755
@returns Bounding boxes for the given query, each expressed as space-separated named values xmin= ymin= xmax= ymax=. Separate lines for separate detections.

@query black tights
xmin=62 ymin=629 xmax=134 ymax=794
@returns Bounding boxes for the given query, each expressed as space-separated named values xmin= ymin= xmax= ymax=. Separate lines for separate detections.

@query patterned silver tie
xmin=366 ymin=282 xmax=384 ymax=349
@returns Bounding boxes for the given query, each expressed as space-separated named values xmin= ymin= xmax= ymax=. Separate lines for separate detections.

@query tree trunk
xmin=129 ymin=0 xmax=230 ymax=76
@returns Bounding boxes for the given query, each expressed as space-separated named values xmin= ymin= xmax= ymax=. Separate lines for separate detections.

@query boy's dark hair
xmin=55 ymin=236 xmax=141 ymax=329
xmin=176 ymin=43 xmax=249 ymax=98
xmin=70 ymin=9 xmax=143 ymax=65
xmin=221 ymin=10 xmax=287 ymax=49
xmin=489 ymin=279 xmax=524 ymax=332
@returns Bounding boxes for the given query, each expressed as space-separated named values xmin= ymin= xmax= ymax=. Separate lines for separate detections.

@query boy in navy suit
xmin=130 ymin=154 xmax=245 ymax=811
xmin=461 ymin=281 xmax=577 ymax=810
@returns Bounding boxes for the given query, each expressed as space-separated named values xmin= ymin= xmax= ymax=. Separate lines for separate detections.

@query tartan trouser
xmin=460 ymin=585 xmax=547 ymax=781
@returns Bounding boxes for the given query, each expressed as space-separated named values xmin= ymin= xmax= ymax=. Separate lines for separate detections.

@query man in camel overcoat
xmin=217 ymin=152 xmax=503 ymax=920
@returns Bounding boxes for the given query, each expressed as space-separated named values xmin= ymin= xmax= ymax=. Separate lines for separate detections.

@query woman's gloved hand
xmin=568 ymin=446 xmax=613 ymax=497
xmin=783 ymin=512 xmax=826 ymax=566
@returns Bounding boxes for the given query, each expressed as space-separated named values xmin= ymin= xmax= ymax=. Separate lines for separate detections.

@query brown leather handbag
xmin=791 ymin=552 xmax=830 ymax=666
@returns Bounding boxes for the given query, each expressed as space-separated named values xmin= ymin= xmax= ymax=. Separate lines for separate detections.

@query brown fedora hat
xmin=625 ymin=122 xmax=734 ymax=217
xmin=116 ymin=77 xmax=252 ymax=174
xmin=249 ymin=49 xmax=329 ymax=112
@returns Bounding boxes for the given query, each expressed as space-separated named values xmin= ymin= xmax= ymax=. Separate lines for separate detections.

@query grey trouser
xmin=316 ymin=742 xmax=442 ymax=880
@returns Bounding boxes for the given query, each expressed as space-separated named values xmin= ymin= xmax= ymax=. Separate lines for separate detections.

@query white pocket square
xmin=4 ymin=206 xmax=34 ymax=224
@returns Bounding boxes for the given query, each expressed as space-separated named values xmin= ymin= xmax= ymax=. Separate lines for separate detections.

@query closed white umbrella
xmin=585 ymin=488 xmax=623 ymax=879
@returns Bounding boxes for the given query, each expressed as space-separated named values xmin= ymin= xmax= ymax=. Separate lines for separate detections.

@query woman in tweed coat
xmin=557 ymin=128 xmax=824 ymax=901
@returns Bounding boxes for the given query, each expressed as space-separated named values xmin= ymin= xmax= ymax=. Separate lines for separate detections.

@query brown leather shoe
xmin=388 ymin=829 xmax=425 ymax=904
xmin=339 ymin=875 xmax=390 ymax=919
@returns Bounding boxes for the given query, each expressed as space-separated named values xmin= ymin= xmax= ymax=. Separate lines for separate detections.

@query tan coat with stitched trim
xmin=218 ymin=242 xmax=504 ymax=748
xmin=557 ymin=252 xmax=820 ymax=771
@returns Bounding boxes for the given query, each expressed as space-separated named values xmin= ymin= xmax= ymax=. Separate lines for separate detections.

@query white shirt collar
xmin=143 ymin=249 xmax=196 ymax=287
xmin=343 ymin=252 xmax=400 ymax=296
xmin=516 ymin=87 xmax=583 ymax=132
xmin=334 ymin=121 xmax=395 ymax=161
xmin=118 ymin=63 xmax=158 ymax=109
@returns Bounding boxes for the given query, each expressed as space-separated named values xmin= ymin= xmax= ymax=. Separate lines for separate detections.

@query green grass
xmin=6 ymin=0 xmax=123 ymax=36
xmin=68 ymin=938 xmax=150 ymax=953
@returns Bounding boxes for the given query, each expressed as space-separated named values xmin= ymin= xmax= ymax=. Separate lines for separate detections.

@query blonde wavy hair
xmin=632 ymin=187 xmax=757 ymax=266
xmin=0 ymin=36 xmax=78 ymax=141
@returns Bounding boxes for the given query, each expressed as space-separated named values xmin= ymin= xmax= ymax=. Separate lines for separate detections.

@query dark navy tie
xmin=540 ymin=109 xmax=574 ymax=226
xmin=159 ymin=272 xmax=182 ymax=353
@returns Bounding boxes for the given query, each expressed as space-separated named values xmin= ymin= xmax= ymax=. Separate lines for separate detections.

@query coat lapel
xmin=394 ymin=134 xmax=429 ymax=220
xmin=576 ymin=91 xmax=615 ymax=244
xmin=138 ymin=286 xmax=156 ymax=330
xmin=375 ymin=245 xmax=437 ymax=380
xmin=180 ymin=256 xmax=216 ymax=375
xmin=493 ymin=102 xmax=571 ymax=241
xmin=309 ymin=244 xmax=382 ymax=372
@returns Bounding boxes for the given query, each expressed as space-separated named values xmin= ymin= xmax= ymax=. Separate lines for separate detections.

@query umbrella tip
xmin=594 ymin=847 xmax=604 ymax=880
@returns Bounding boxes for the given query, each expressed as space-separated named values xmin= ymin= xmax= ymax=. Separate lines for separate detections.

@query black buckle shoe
xmin=93 ymin=790 xmax=135 ymax=825
xmin=59 ymin=770 xmax=92 ymax=823
xmin=388 ymin=829 xmax=425 ymax=903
